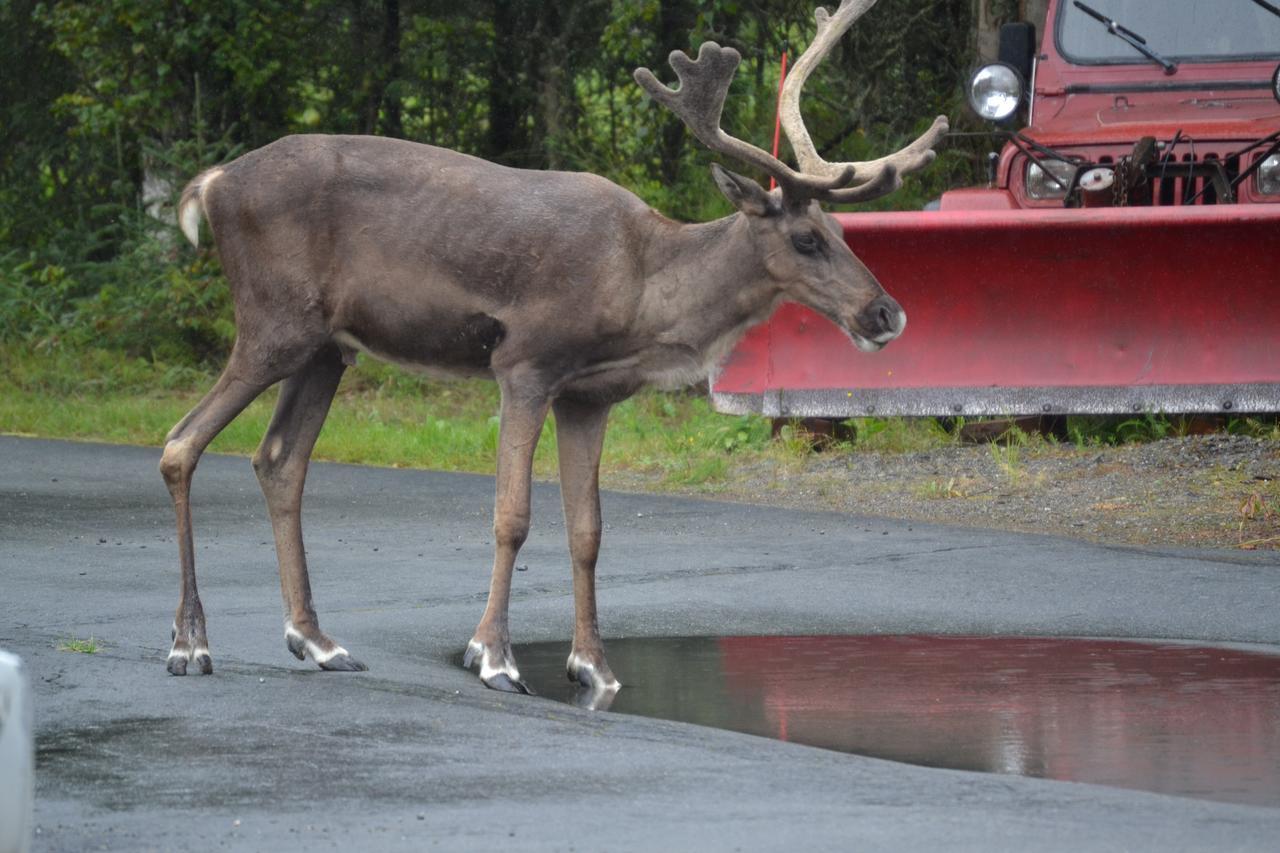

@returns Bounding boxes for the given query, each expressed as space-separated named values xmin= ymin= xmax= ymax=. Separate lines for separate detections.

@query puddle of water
xmin=501 ymin=635 xmax=1280 ymax=807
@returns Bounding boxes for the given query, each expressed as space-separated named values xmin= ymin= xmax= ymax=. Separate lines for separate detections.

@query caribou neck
xmin=639 ymin=212 xmax=782 ymax=361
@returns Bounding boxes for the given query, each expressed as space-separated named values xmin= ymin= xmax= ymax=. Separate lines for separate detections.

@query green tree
xmin=1 ymin=0 xmax=982 ymax=367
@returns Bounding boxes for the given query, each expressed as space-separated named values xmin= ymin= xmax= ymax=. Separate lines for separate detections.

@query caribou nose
xmin=861 ymin=295 xmax=906 ymax=342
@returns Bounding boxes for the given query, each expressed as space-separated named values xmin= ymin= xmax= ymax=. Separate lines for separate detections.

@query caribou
xmin=161 ymin=0 xmax=947 ymax=698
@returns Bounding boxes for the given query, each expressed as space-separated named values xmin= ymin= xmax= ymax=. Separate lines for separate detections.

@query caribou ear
xmin=710 ymin=163 xmax=778 ymax=217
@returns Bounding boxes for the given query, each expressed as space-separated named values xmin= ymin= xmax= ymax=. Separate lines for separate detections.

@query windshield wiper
xmin=1072 ymin=1 xmax=1178 ymax=75
xmin=1249 ymin=0 xmax=1280 ymax=21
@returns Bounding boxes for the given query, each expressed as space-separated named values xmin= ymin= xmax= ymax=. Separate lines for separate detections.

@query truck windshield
xmin=1058 ymin=0 xmax=1280 ymax=64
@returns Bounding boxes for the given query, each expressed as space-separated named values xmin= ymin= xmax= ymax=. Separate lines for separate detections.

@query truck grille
xmin=1090 ymin=151 xmax=1239 ymax=204
xmin=1096 ymin=152 xmax=1239 ymax=205
xmin=1154 ymin=154 xmax=1238 ymax=205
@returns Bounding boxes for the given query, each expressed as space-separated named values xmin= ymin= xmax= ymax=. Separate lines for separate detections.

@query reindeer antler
xmin=780 ymin=0 xmax=949 ymax=203
xmin=635 ymin=0 xmax=948 ymax=205
xmin=634 ymin=42 xmax=854 ymax=201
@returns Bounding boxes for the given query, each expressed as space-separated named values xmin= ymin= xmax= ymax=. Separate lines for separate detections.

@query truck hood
xmin=1031 ymin=90 xmax=1280 ymax=144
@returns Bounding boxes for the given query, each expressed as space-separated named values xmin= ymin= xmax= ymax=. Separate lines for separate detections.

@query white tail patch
xmin=178 ymin=168 xmax=223 ymax=248
xmin=179 ymin=201 xmax=202 ymax=248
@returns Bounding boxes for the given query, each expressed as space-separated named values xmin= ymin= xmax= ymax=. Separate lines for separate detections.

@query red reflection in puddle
xmin=508 ymin=635 xmax=1280 ymax=806
xmin=717 ymin=636 xmax=1280 ymax=806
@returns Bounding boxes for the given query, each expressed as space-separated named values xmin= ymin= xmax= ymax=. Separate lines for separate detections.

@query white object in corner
xmin=0 ymin=650 xmax=33 ymax=853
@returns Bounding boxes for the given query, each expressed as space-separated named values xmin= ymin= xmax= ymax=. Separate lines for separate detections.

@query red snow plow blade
xmin=712 ymin=206 xmax=1280 ymax=417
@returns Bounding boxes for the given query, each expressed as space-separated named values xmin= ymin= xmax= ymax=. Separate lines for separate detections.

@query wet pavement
xmin=510 ymin=635 xmax=1280 ymax=807
xmin=2 ymin=436 xmax=1280 ymax=851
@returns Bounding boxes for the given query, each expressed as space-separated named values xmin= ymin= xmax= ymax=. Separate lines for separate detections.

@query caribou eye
xmin=791 ymin=231 xmax=823 ymax=255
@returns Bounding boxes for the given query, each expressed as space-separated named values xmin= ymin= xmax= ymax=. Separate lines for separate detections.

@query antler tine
xmin=821 ymin=162 xmax=898 ymax=204
xmin=780 ymin=0 xmax=949 ymax=202
xmin=779 ymin=0 xmax=878 ymax=180
xmin=635 ymin=42 xmax=853 ymax=199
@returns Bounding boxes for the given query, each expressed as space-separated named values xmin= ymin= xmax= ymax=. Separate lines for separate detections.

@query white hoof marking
xmin=567 ymin=652 xmax=621 ymax=691
xmin=285 ymin=624 xmax=348 ymax=664
xmin=467 ymin=639 xmax=521 ymax=683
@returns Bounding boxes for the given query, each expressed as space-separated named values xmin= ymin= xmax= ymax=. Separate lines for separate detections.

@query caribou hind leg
xmin=251 ymin=345 xmax=366 ymax=672
xmin=552 ymin=397 xmax=621 ymax=699
xmin=160 ymin=343 xmax=295 ymax=675
xmin=464 ymin=376 xmax=550 ymax=694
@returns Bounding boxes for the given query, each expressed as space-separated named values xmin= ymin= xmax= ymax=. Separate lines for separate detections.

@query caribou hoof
xmin=166 ymin=646 xmax=212 ymax=676
xmin=485 ymin=671 xmax=534 ymax=695
xmin=286 ymin=630 xmax=307 ymax=661
xmin=464 ymin=639 xmax=534 ymax=695
xmin=566 ymin=651 xmax=621 ymax=693
xmin=168 ymin=621 xmax=212 ymax=675
xmin=318 ymin=652 xmax=368 ymax=672
xmin=285 ymin=623 xmax=366 ymax=672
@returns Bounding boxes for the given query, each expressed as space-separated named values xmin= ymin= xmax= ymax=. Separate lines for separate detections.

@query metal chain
xmin=1113 ymin=158 xmax=1129 ymax=207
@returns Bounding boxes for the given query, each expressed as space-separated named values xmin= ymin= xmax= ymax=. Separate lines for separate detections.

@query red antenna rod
xmin=769 ymin=50 xmax=789 ymax=191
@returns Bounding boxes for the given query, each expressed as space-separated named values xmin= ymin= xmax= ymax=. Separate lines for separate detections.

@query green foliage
xmin=1227 ymin=417 xmax=1280 ymax=440
xmin=0 ymin=215 xmax=233 ymax=363
xmin=2 ymin=0 xmax=983 ymax=370
xmin=1067 ymin=414 xmax=1280 ymax=446
xmin=1068 ymin=414 xmax=1182 ymax=446
xmin=849 ymin=416 xmax=953 ymax=452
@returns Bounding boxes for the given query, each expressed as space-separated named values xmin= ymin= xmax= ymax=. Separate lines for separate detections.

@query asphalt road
xmin=2 ymin=435 xmax=1279 ymax=851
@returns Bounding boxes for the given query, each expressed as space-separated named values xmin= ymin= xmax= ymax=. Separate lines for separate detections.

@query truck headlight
xmin=1272 ymin=62 xmax=1280 ymax=105
xmin=968 ymin=63 xmax=1022 ymax=122
xmin=1026 ymin=159 xmax=1076 ymax=200
xmin=1258 ymin=154 xmax=1280 ymax=196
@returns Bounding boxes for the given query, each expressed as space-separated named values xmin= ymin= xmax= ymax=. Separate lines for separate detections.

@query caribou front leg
xmin=465 ymin=381 xmax=550 ymax=694
xmin=552 ymin=397 xmax=620 ymax=697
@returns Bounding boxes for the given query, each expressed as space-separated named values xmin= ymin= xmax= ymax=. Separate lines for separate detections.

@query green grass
xmin=916 ymin=476 xmax=972 ymax=500
xmin=5 ymin=346 xmax=1278 ymax=492
xmin=0 ymin=346 xmax=783 ymax=486
xmin=56 ymin=637 xmax=102 ymax=654
xmin=844 ymin=416 xmax=956 ymax=453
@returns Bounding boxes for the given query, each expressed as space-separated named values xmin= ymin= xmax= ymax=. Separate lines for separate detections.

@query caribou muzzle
xmin=850 ymin=294 xmax=906 ymax=352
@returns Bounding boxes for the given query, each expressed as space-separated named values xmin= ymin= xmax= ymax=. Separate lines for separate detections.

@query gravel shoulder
xmin=606 ymin=434 xmax=1280 ymax=551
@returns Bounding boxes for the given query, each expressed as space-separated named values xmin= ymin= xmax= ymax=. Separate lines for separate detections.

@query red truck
xmin=712 ymin=0 xmax=1280 ymax=419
